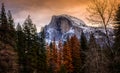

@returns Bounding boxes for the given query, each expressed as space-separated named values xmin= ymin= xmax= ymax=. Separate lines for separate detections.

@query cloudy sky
xmin=0 ymin=0 xmax=89 ymax=31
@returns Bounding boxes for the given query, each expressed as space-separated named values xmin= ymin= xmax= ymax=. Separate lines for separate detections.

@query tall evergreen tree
xmin=7 ymin=10 xmax=14 ymax=30
xmin=46 ymin=40 xmax=58 ymax=73
xmin=46 ymin=44 xmax=51 ymax=70
xmin=22 ymin=15 xmax=38 ymax=73
xmin=0 ymin=3 xmax=18 ymax=73
xmin=58 ymin=41 xmax=63 ymax=71
xmin=0 ymin=3 xmax=8 ymax=30
xmin=0 ymin=4 xmax=16 ymax=49
xmin=16 ymin=23 xmax=26 ymax=73
xmin=7 ymin=10 xmax=16 ymax=49
xmin=80 ymin=31 xmax=88 ymax=73
xmin=63 ymin=40 xmax=73 ymax=73
xmin=0 ymin=3 xmax=8 ymax=43
xmin=80 ymin=32 xmax=88 ymax=51
xmin=51 ymin=40 xmax=59 ymax=73
xmin=69 ymin=35 xmax=81 ymax=73
xmin=37 ymin=29 xmax=47 ymax=73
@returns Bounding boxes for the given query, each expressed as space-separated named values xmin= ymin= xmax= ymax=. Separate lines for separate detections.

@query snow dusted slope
xmin=60 ymin=14 xmax=86 ymax=26
xmin=43 ymin=14 xmax=114 ymax=47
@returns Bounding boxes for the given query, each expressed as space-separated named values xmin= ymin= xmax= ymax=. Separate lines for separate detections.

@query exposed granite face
xmin=48 ymin=16 xmax=72 ymax=33
xmin=42 ymin=14 xmax=114 ymax=47
xmin=60 ymin=18 xmax=71 ymax=34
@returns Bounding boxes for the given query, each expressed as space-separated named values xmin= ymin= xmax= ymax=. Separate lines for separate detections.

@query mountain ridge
xmin=42 ymin=14 xmax=114 ymax=47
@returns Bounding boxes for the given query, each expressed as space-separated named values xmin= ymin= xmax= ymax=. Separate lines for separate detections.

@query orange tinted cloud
xmin=0 ymin=0 xmax=89 ymax=31
xmin=1 ymin=0 xmax=89 ymax=9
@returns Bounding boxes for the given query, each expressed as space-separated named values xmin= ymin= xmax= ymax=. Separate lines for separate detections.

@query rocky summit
xmin=43 ymin=14 xmax=114 ymax=47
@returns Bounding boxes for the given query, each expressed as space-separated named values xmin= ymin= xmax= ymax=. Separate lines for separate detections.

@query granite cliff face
xmin=43 ymin=14 xmax=114 ymax=47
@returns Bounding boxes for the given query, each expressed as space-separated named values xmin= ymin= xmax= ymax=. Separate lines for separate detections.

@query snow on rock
xmin=42 ymin=14 xmax=114 ymax=47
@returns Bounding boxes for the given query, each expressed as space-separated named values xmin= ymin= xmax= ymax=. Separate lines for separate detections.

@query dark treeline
xmin=0 ymin=3 xmax=120 ymax=73
xmin=0 ymin=3 xmax=47 ymax=73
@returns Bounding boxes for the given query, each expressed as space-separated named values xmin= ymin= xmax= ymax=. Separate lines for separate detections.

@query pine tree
xmin=0 ymin=3 xmax=8 ymax=30
xmin=69 ymin=35 xmax=81 ymax=73
xmin=47 ymin=42 xmax=54 ymax=73
xmin=80 ymin=32 xmax=88 ymax=51
xmin=58 ymin=41 xmax=63 ymax=71
xmin=0 ymin=3 xmax=16 ymax=49
xmin=80 ymin=31 xmax=88 ymax=73
xmin=22 ymin=15 xmax=38 ymax=73
xmin=37 ymin=29 xmax=47 ymax=73
xmin=63 ymin=40 xmax=73 ymax=73
xmin=58 ymin=41 xmax=73 ymax=73
xmin=0 ymin=3 xmax=9 ymax=44
xmin=46 ymin=44 xmax=51 ymax=69
xmin=7 ymin=10 xmax=14 ymax=30
xmin=16 ymin=23 xmax=26 ymax=73
xmin=47 ymin=41 xmax=63 ymax=73
xmin=7 ymin=10 xmax=16 ymax=49
xmin=0 ymin=3 xmax=18 ymax=73
xmin=52 ymin=40 xmax=59 ymax=73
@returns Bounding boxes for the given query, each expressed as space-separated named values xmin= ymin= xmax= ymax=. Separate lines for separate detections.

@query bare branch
xmin=87 ymin=0 xmax=118 ymax=52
